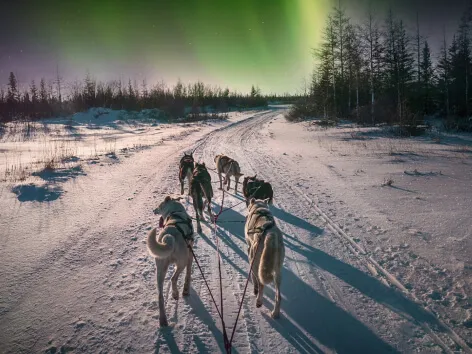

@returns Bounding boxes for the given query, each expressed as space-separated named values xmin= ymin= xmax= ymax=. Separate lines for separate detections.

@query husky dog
xmin=214 ymin=154 xmax=244 ymax=194
xmin=245 ymin=198 xmax=285 ymax=318
xmin=190 ymin=162 xmax=214 ymax=232
xmin=147 ymin=196 xmax=194 ymax=327
xmin=242 ymin=175 xmax=274 ymax=206
xmin=179 ymin=152 xmax=195 ymax=195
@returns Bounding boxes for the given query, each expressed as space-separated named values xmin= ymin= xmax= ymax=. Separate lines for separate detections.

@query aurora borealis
xmin=0 ymin=0 xmax=469 ymax=94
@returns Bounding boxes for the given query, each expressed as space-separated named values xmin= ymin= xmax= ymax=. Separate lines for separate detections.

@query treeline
xmin=290 ymin=3 xmax=472 ymax=132
xmin=0 ymin=73 xmax=297 ymax=123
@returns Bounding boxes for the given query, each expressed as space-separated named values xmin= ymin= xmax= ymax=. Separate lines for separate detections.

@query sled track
xmin=157 ymin=109 xmax=471 ymax=353
xmin=231 ymin=111 xmax=472 ymax=354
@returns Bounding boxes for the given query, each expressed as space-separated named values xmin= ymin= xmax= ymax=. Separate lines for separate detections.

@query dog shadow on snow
xmin=202 ymin=202 xmax=451 ymax=353
xmin=191 ymin=206 xmax=395 ymax=353
xmin=276 ymin=235 xmax=451 ymax=353
xmin=271 ymin=204 xmax=322 ymax=235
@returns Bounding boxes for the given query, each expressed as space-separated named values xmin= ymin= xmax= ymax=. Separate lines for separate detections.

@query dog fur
xmin=242 ymin=175 xmax=274 ymax=206
xmin=245 ymin=198 xmax=284 ymax=318
xmin=214 ymin=154 xmax=244 ymax=194
xmin=190 ymin=162 xmax=214 ymax=232
xmin=147 ymin=196 xmax=194 ymax=327
xmin=179 ymin=153 xmax=195 ymax=195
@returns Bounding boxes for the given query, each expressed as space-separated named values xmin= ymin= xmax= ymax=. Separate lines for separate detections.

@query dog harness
xmin=181 ymin=157 xmax=194 ymax=165
xmin=161 ymin=212 xmax=194 ymax=241
xmin=246 ymin=208 xmax=275 ymax=235
xmin=219 ymin=156 xmax=234 ymax=171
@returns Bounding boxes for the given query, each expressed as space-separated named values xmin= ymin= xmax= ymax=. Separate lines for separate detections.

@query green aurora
xmin=30 ymin=0 xmax=331 ymax=93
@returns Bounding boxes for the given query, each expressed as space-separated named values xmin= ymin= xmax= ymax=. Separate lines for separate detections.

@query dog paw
xmin=172 ymin=291 xmax=179 ymax=300
xmin=182 ymin=289 xmax=190 ymax=297
xmin=160 ymin=319 xmax=169 ymax=327
xmin=271 ymin=311 xmax=280 ymax=319
xmin=256 ymin=301 xmax=263 ymax=308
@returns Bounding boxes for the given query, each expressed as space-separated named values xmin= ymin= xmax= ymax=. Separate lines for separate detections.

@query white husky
xmin=245 ymin=198 xmax=285 ymax=318
xmin=147 ymin=196 xmax=194 ymax=327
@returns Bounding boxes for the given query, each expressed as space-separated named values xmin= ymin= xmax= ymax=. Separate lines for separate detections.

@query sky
xmin=0 ymin=0 xmax=470 ymax=95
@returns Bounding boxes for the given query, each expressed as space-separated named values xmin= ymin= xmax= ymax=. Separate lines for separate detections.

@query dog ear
xmin=164 ymin=195 xmax=172 ymax=203
xmin=202 ymin=162 xmax=206 ymax=166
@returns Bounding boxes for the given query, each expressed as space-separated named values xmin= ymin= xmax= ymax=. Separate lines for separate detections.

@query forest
xmin=0 ymin=73 xmax=301 ymax=122
xmin=288 ymin=3 xmax=472 ymax=133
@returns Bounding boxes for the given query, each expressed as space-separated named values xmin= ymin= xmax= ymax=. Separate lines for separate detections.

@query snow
xmin=0 ymin=107 xmax=471 ymax=353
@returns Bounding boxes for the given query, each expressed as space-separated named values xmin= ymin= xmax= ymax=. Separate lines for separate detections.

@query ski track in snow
xmin=0 ymin=108 xmax=471 ymax=353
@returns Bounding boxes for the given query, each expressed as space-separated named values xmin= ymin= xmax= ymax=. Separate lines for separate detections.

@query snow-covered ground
xmin=0 ymin=107 xmax=471 ymax=353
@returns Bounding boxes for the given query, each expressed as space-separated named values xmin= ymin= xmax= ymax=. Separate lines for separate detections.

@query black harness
xmin=162 ymin=212 xmax=194 ymax=242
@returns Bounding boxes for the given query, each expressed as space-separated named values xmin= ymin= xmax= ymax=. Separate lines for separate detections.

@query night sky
xmin=0 ymin=0 xmax=469 ymax=94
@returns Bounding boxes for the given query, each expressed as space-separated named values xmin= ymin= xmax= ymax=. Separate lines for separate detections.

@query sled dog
xmin=214 ymin=154 xmax=244 ymax=194
xmin=190 ymin=162 xmax=214 ymax=232
xmin=147 ymin=196 xmax=194 ymax=327
xmin=242 ymin=175 xmax=274 ymax=206
xmin=179 ymin=152 xmax=194 ymax=195
xmin=245 ymin=198 xmax=285 ymax=318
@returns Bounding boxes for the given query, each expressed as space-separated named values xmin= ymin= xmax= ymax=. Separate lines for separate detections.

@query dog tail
xmin=259 ymin=233 xmax=276 ymax=285
xmin=147 ymin=228 xmax=175 ymax=259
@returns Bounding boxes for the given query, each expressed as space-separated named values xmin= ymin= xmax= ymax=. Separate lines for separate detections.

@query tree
xmin=173 ymin=79 xmax=185 ymax=98
xmin=39 ymin=78 xmax=48 ymax=103
xmin=416 ymin=12 xmax=421 ymax=85
xmin=250 ymin=85 xmax=258 ymax=97
xmin=56 ymin=64 xmax=62 ymax=104
xmin=384 ymin=11 xmax=414 ymax=122
xmin=420 ymin=40 xmax=435 ymax=114
xmin=361 ymin=6 xmax=384 ymax=123
xmin=345 ymin=23 xmax=363 ymax=118
xmin=7 ymin=72 xmax=18 ymax=104
xmin=30 ymin=80 xmax=38 ymax=105
xmin=6 ymin=72 xmax=19 ymax=119
xmin=437 ymin=27 xmax=450 ymax=117
xmin=84 ymin=72 xmax=96 ymax=108
xmin=333 ymin=0 xmax=350 ymax=116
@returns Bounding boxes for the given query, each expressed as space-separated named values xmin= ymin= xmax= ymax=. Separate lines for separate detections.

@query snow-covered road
xmin=1 ymin=108 xmax=470 ymax=353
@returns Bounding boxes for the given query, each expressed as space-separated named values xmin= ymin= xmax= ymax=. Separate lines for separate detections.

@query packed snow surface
xmin=0 ymin=107 xmax=471 ymax=353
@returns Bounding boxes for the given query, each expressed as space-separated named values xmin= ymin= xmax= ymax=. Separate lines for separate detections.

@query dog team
xmin=147 ymin=152 xmax=285 ymax=327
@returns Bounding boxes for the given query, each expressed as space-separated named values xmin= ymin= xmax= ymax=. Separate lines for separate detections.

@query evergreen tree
xmin=39 ymin=78 xmax=48 ymax=103
xmin=420 ymin=40 xmax=435 ymax=114
xmin=7 ymin=72 xmax=19 ymax=105
xmin=361 ymin=7 xmax=384 ymax=123
xmin=333 ymin=1 xmax=350 ymax=116
xmin=30 ymin=80 xmax=38 ymax=105
xmin=6 ymin=72 xmax=19 ymax=119
xmin=437 ymin=28 xmax=450 ymax=117
xmin=250 ymin=85 xmax=258 ymax=97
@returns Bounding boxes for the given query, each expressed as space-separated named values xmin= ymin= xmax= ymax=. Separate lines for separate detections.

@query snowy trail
xmin=1 ymin=108 xmax=470 ymax=353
